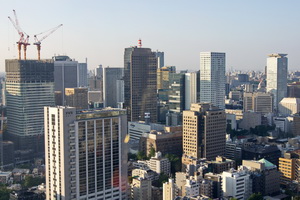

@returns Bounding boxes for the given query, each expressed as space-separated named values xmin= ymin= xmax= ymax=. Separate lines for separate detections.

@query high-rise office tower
xmin=266 ymin=53 xmax=288 ymax=110
xmin=78 ymin=61 xmax=88 ymax=87
xmin=185 ymin=71 xmax=200 ymax=110
xmin=45 ymin=106 xmax=128 ymax=200
xmin=155 ymin=51 xmax=164 ymax=69
xmin=53 ymin=56 xmax=78 ymax=104
xmin=65 ymin=87 xmax=89 ymax=110
xmin=182 ymin=103 xmax=226 ymax=166
xmin=124 ymin=44 xmax=157 ymax=122
xmin=103 ymin=67 xmax=124 ymax=108
xmin=200 ymin=52 xmax=226 ymax=109
xmin=5 ymin=59 xmax=55 ymax=154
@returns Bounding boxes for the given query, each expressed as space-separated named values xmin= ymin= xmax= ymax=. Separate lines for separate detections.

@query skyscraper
xmin=155 ymin=51 xmax=164 ymax=69
xmin=103 ymin=67 xmax=124 ymax=108
xmin=5 ymin=59 xmax=55 ymax=154
xmin=266 ymin=53 xmax=288 ymax=110
xmin=124 ymin=45 xmax=157 ymax=122
xmin=200 ymin=52 xmax=226 ymax=109
xmin=53 ymin=56 xmax=78 ymax=104
xmin=78 ymin=61 xmax=88 ymax=87
xmin=182 ymin=103 xmax=226 ymax=166
xmin=45 ymin=106 xmax=128 ymax=200
xmin=185 ymin=71 xmax=200 ymax=110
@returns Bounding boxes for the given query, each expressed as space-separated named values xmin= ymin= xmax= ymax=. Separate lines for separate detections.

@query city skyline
xmin=1 ymin=0 xmax=300 ymax=72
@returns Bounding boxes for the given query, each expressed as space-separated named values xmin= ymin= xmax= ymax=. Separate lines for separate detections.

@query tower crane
xmin=33 ymin=24 xmax=63 ymax=60
xmin=8 ymin=10 xmax=29 ymax=60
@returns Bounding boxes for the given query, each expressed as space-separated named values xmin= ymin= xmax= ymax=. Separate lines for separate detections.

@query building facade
xmin=182 ymin=103 xmax=226 ymax=166
xmin=124 ymin=46 xmax=157 ymax=122
xmin=266 ymin=53 xmax=288 ymax=110
xmin=5 ymin=59 xmax=55 ymax=155
xmin=45 ymin=107 xmax=128 ymax=200
xmin=200 ymin=52 xmax=226 ymax=109
xmin=103 ymin=67 xmax=124 ymax=108
xmin=65 ymin=87 xmax=88 ymax=110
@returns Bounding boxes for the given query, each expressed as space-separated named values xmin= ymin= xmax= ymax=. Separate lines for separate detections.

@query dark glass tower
xmin=124 ymin=46 xmax=157 ymax=122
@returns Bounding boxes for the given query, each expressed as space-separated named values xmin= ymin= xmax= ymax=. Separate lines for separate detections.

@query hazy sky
xmin=1 ymin=0 xmax=299 ymax=72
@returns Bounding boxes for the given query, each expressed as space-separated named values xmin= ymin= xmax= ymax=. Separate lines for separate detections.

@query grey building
xmin=155 ymin=51 xmax=164 ymax=69
xmin=168 ymin=73 xmax=185 ymax=113
xmin=78 ymin=62 xmax=88 ymax=87
xmin=103 ymin=67 xmax=124 ymax=108
xmin=53 ymin=56 xmax=78 ymax=104
xmin=124 ymin=46 xmax=157 ymax=122
xmin=5 ymin=59 xmax=55 ymax=156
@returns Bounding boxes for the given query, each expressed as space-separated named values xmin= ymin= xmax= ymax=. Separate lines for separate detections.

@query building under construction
xmin=5 ymin=59 xmax=55 ymax=161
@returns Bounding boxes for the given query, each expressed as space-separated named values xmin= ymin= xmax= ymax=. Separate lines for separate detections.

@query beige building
xmin=131 ymin=177 xmax=152 ymax=200
xmin=207 ymin=156 xmax=235 ymax=174
xmin=65 ymin=87 xmax=88 ymax=109
xmin=278 ymin=97 xmax=300 ymax=116
xmin=157 ymin=66 xmax=176 ymax=90
xmin=278 ymin=151 xmax=300 ymax=185
xmin=163 ymin=179 xmax=176 ymax=200
xmin=244 ymin=92 xmax=273 ymax=115
xmin=139 ymin=126 xmax=182 ymax=157
xmin=182 ymin=103 xmax=226 ymax=166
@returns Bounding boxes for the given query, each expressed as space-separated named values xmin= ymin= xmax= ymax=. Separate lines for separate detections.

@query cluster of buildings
xmin=0 ymin=39 xmax=300 ymax=199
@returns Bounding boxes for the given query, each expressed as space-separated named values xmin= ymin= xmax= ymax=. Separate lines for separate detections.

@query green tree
xmin=165 ymin=154 xmax=181 ymax=175
xmin=24 ymin=176 xmax=45 ymax=188
xmin=148 ymin=147 xmax=155 ymax=158
xmin=248 ymin=193 xmax=263 ymax=200
xmin=136 ymin=151 xmax=147 ymax=160
xmin=153 ymin=173 xmax=169 ymax=187
xmin=0 ymin=184 xmax=11 ymax=200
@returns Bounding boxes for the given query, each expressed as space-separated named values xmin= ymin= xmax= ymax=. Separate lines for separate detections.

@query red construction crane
xmin=33 ymin=24 xmax=63 ymax=60
xmin=8 ymin=10 xmax=29 ymax=60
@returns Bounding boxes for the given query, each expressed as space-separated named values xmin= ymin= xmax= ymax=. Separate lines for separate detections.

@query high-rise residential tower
xmin=185 ymin=71 xmax=200 ymax=110
xmin=266 ymin=53 xmax=288 ymax=110
xmin=45 ymin=106 xmax=128 ymax=200
xmin=200 ymin=52 xmax=226 ymax=109
xmin=182 ymin=103 xmax=226 ymax=166
xmin=103 ymin=67 xmax=124 ymax=108
xmin=5 ymin=59 xmax=55 ymax=154
xmin=124 ymin=45 xmax=157 ymax=122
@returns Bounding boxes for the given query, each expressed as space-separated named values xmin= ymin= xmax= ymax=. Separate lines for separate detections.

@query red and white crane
xmin=33 ymin=24 xmax=63 ymax=60
xmin=8 ymin=10 xmax=30 ymax=60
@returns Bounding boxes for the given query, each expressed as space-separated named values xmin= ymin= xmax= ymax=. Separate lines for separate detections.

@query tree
xmin=0 ymin=185 xmax=11 ymax=200
xmin=23 ymin=176 xmax=45 ymax=188
xmin=248 ymin=193 xmax=263 ymax=200
xmin=137 ymin=151 xmax=147 ymax=160
xmin=153 ymin=173 xmax=169 ymax=187
xmin=148 ymin=147 xmax=155 ymax=158
xmin=165 ymin=154 xmax=181 ymax=175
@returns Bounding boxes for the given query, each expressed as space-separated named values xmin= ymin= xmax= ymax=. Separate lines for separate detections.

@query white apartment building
xmin=266 ymin=53 xmax=288 ymax=110
xmin=200 ymin=52 xmax=226 ymax=109
xmin=222 ymin=168 xmax=252 ymax=200
xmin=147 ymin=152 xmax=171 ymax=175
xmin=131 ymin=177 xmax=152 ymax=200
xmin=45 ymin=106 xmax=128 ymax=200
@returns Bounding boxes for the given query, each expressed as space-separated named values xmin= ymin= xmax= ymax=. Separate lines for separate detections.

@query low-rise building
xmin=131 ymin=177 xmax=152 ymax=200
xmin=207 ymin=156 xmax=235 ymax=174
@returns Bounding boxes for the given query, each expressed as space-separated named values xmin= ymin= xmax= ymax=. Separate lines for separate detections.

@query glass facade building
xmin=45 ymin=107 xmax=128 ymax=200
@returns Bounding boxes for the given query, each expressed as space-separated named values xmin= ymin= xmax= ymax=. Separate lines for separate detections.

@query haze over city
xmin=1 ymin=0 xmax=300 ymax=72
